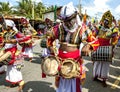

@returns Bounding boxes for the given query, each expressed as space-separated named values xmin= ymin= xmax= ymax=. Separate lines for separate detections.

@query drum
xmin=0 ymin=51 xmax=11 ymax=65
xmin=91 ymin=46 xmax=113 ymax=62
xmin=60 ymin=59 xmax=80 ymax=78
xmin=40 ymin=39 xmax=47 ymax=48
xmin=41 ymin=55 xmax=60 ymax=76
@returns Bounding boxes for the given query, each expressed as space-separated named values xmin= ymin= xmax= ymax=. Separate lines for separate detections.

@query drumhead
xmin=41 ymin=56 xmax=59 ymax=76
xmin=60 ymin=59 xmax=79 ymax=78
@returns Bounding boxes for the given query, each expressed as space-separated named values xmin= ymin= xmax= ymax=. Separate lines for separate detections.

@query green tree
xmin=35 ymin=2 xmax=46 ymax=20
xmin=15 ymin=0 xmax=33 ymax=19
xmin=46 ymin=5 xmax=55 ymax=12
xmin=0 ymin=2 xmax=13 ymax=16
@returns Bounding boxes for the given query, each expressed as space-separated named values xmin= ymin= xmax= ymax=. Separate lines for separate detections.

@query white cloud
xmin=114 ymin=5 xmax=120 ymax=19
xmin=83 ymin=0 xmax=111 ymax=18
xmin=35 ymin=0 xmax=42 ymax=3
xmin=115 ymin=5 xmax=120 ymax=14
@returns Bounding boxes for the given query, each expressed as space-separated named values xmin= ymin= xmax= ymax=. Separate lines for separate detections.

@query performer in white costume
xmin=2 ymin=19 xmax=25 ymax=91
xmin=91 ymin=11 xmax=119 ymax=87
xmin=43 ymin=2 xmax=99 ymax=92
xmin=20 ymin=18 xmax=37 ymax=62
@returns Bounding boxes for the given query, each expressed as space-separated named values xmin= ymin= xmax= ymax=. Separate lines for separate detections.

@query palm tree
xmin=35 ymin=2 xmax=46 ymax=20
xmin=0 ymin=2 xmax=13 ymax=16
xmin=46 ymin=5 xmax=55 ymax=12
xmin=15 ymin=0 xmax=33 ymax=19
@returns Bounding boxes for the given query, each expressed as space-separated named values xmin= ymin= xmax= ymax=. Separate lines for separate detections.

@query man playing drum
xmin=20 ymin=18 xmax=37 ymax=62
xmin=44 ymin=2 xmax=99 ymax=92
xmin=91 ymin=11 xmax=119 ymax=87
xmin=0 ymin=19 xmax=26 ymax=91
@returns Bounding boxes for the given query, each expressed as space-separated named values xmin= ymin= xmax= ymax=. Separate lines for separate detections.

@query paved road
xmin=0 ymin=39 xmax=120 ymax=92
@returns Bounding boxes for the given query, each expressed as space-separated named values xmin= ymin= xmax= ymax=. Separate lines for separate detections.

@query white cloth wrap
xmin=6 ymin=65 xmax=23 ymax=83
xmin=56 ymin=77 xmax=82 ymax=92
xmin=5 ymin=19 xmax=18 ymax=32
xmin=60 ymin=2 xmax=77 ymax=19
xmin=4 ymin=43 xmax=16 ymax=49
xmin=93 ymin=61 xmax=110 ymax=78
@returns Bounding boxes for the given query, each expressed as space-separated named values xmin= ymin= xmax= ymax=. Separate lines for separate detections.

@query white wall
xmin=43 ymin=12 xmax=54 ymax=21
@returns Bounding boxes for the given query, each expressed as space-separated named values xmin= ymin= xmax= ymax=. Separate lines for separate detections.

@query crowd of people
xmin=0 ymin=2 xmax=120 ymax=92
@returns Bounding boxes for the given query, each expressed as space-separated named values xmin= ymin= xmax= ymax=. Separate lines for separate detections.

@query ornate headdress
xmin=100 ymin=10 xmax=113 ymax=27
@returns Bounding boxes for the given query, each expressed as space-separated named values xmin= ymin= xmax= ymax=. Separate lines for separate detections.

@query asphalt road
xmin=0 ymin=39 xmax=120 ymax=92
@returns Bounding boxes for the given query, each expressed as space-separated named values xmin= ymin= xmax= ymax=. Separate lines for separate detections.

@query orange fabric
xmin=87 ymin=35 xmax=96 ymax=42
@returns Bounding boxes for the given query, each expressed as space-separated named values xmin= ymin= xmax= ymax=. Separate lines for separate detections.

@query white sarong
xmin=93 ymin=61 xmax=110 ymax=79
xmin=6 ymin=65 xmax=23 ymax=83
xmin=56 ymin=77 xmax=82 ymax=92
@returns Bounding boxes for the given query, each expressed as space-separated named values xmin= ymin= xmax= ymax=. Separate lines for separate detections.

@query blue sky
xmin=0 ymin=0 xmax=120 ymax=19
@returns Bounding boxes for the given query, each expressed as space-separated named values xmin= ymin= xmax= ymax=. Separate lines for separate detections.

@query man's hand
xmin=11 ymin=39 xmax=17 ymax=43
xmin=5 ymin=39 xmax=17 ymax=43
xmin=81 ymin=44 xmax=92 ymax=56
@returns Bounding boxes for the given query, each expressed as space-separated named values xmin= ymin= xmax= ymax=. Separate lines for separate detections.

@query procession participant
xmin=1 ymin=19 xmax=25 ymax=91
xmin=0 ymin=37 xmax=7 ymax=74
xmin=0 ymin=16 xmax=7 ymax=74
xmin=44 ymin=2 xmax=99 ymax=92
xmin=20 ymin=18 xmax=37 ymax=62
xmin=40 ymin=18 xmax=55 ymax=78
xmin=41 ymin=18 xmax=54 ymax=58
xmin=91 ymin=11 xmax=119 ymax=87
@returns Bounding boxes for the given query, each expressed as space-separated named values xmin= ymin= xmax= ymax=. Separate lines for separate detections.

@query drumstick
xmin=0 ymin=51 xmax=11 ymax=62
xmin=0 ymin=50 xmax=4 ymax=57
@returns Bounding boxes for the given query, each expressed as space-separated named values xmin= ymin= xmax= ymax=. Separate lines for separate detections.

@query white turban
xmin=5 ymin=19 xmax=18 ymax=32
xmin=5 ymin=19 xmax=14 ymax=27
xmin=60 ymin=2 xmax=78 ymax=19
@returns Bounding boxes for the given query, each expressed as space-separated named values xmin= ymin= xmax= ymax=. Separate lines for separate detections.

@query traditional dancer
xmin=0 ymin=19 xmax=25 ymax=91
xmin=92 ymin=11 xmax=119 ymax=87
xmin=43 ymin=2 xmax=99 ymax=92
xmin=20 ymin=18 xmax=37 ymax=62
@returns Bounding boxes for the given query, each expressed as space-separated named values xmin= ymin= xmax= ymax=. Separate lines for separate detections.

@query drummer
xmin=91 ymin=11 xmax=119 ymax=87
xmin=44 ymin=2 xmax=99 ymax=92
xmin=20 ymin=18 xmax=37 ymax=62
xmin=1 ymin=19 xmax=25 ymax=91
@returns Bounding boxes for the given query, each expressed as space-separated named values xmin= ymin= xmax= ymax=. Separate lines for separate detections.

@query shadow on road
xmin=23 ymin=81 xmax=55 ymax=92
xmin=0 ymin=73 xmax=6 ymax=86
xmin=82 ymin=58 xmax=120 ymax=92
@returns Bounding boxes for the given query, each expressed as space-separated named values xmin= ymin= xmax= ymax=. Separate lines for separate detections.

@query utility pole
xmin=79 ymin=0 xmax=82 ymax=15
xmin=32 ymin=0 xmax=35 ymax=19
xmin=54 ymin=5 xmax=57 ymax=22
xmin=32 ymin=0 xmax=35 ymax=28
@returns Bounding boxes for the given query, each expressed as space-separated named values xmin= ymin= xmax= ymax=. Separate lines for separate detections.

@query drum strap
xmin=76 ymin=57 xmax=83 ymax=75
xmin=80 ymin=65 xmax=82 ymax=75
xmin=57 ymin=65 xmax=61 ymax=71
